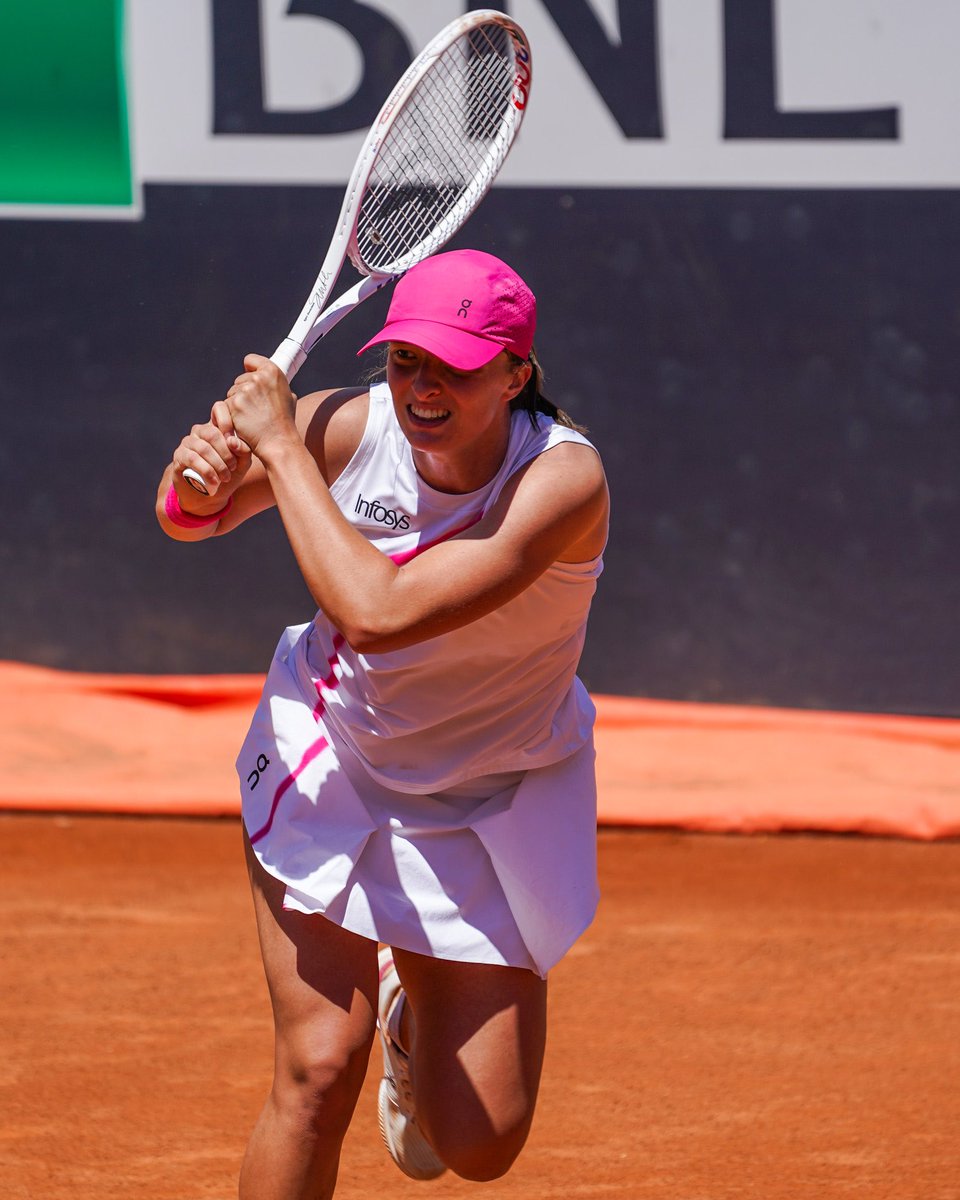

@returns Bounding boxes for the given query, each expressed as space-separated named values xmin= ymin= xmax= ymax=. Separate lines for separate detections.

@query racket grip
xmin=271 ymin=338 xmax=308 ymax=382
xmin=183 ymin=468 xmax=211 ymax=495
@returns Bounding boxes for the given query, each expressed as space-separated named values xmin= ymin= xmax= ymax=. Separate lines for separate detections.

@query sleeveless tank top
xmin=297 ymin=381 xmax=604 ymax=792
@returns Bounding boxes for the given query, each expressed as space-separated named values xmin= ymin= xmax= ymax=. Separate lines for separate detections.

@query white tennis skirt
xmin=238 ymin=626 xmax=600 ymax=978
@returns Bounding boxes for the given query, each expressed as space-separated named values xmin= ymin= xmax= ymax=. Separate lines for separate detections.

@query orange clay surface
xmin=2 ymin=813 xmax=959 ymax=1200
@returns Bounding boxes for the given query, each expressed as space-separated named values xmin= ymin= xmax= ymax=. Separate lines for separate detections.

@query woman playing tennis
xmin=156 ymin=249 xmax=609 ymax=1199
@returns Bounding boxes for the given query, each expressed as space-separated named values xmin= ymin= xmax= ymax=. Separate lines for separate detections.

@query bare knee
xmin=426 ymin=1113 xmax=533 ymax=1181
xmin=438 ymin=1135 xmax=527 ymax=1182
xmin=272 ymin=1035 xmax=370 ymax=1138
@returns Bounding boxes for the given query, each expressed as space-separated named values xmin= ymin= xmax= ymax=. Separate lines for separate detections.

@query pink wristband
xmin=164 ymin=484 xmax=233 ymax=529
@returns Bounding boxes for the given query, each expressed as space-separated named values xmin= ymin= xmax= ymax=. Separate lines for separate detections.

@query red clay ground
xmin=2 ymin=814 xmax=958 ymax=1199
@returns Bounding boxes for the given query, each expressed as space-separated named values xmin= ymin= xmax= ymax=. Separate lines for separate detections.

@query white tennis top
xmin=238 ymin=382 xmax=604 ymax=975
xmin=302 ymin=381 xmax=604 ymax=792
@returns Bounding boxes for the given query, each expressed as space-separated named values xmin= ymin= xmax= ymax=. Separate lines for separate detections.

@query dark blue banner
xmin=1 ymin=183 xmax=957 ymax=715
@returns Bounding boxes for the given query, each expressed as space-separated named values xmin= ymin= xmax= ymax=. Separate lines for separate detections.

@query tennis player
xmin=156 ymin=249 xmax=609 ymax=1199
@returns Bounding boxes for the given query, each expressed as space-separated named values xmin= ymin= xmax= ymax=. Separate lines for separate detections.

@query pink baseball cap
xmin=357 ymin=249 xmax=536 ymax=370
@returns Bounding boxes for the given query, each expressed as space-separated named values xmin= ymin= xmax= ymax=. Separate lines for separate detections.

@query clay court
xmin=2 ymin=666 xmax=959 ymax=1198
xmin=3 ymin=807 xmax=959 ymax=1200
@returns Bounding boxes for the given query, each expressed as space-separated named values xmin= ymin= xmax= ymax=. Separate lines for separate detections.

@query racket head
xmin=344 ymin=11 xmax=532 ymax=278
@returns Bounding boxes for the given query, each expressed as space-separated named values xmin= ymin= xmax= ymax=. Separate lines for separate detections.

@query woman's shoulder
xmin=542 ymin=416 xmax=596 ymax=454
xmin=506 ymin=412 xmax=601 ymax=481
xmin=298 ymin=387 xmax=371 ymax=485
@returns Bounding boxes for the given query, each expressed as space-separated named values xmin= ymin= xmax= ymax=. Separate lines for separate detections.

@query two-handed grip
xmin=180 ymin=339 xmax=305 ymax=496
xmin=178 ymin=273 xmax=397 ymax=496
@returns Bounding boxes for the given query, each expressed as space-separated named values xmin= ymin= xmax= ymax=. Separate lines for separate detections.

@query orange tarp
xmin=1 ymin=661 xmax=957 ymax=839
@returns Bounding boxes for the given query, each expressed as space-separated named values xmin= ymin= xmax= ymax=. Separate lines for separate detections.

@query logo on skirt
xmin=246 ymin=753 xmax=270 ymax=790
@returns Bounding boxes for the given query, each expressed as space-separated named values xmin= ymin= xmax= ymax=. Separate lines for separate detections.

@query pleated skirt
xmin=238 ymin=626 xmax=600 ymax=978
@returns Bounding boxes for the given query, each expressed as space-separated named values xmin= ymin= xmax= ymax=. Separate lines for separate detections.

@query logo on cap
xmin=457 ymin=298 xmax=472 ymax=318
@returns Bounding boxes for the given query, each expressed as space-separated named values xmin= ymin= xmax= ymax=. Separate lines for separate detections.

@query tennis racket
xmin=183 ymin=8 xmax=532 ymax=494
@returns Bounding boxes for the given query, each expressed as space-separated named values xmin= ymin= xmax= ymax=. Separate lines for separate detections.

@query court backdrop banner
xmin=0 ymin=0 xmax=135 ymax=216
xmin=5 ymin=0 xmax=960 ymax=218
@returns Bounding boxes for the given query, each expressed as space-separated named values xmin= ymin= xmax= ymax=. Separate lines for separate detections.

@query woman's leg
xmin=240 ymin=833 xmax=380 ymax=1200
xmin=390 ymin=947 xmax=548 ymax=1182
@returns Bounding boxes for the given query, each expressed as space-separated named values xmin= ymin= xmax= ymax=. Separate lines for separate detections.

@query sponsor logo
xmin=457 ymin=297 xmax=473 ymax=319
xmin=512 ymin=43 xmax=531 ymax=112
xmin=246 ymin=752 xmax=270 ymax=791
xmin=354 ymin=492 xmax=411 ymax=531
xmin=15 ymin=3 xmax=954 ymax=217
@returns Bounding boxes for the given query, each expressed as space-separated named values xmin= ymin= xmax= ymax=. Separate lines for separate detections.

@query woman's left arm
xmin=226 ymin=354 xmax=609 ymax=653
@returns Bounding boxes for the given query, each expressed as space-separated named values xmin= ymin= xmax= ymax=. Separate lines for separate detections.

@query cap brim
xmin=357 ymin=320 xmax=506 ymax=371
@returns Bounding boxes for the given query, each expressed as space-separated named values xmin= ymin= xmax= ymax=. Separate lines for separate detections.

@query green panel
xmin=0 ymin=0 xmax=133 ymax=207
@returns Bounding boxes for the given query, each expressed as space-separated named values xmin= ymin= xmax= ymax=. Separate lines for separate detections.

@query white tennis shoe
xmin=376 ymin=947 xmax=447 ymax=1181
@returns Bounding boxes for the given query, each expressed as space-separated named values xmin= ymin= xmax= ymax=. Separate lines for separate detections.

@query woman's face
xmin=386 ymin=342 xmax=530 ymax=489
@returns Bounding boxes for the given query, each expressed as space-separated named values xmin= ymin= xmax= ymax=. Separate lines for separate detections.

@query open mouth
xmin=408 ymin=404 xmax=451 ymax=425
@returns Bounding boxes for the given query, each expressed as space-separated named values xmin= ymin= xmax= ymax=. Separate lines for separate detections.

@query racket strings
xmin=354 ymin=24 xmax=520 ymax=273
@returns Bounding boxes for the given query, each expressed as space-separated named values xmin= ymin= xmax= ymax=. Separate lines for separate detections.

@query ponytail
xmin=508 ymin=349 xmax=586 ymax=433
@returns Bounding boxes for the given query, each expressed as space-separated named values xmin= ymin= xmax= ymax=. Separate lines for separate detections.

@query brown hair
xmin=507 ymin=349 xmax=586 ymax=433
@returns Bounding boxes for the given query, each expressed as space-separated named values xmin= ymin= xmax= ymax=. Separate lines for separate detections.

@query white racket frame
xmin=184 ymin=9 xmax=531 ymax=494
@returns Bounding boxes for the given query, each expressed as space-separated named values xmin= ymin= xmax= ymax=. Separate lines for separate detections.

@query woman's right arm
xmin=155 ymin=383 xmax=368 ymax=542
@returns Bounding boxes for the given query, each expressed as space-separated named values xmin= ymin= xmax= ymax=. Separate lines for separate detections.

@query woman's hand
xmin=223 ymin=354 xmax=300 ymax=462
xmin=170 ymin=397 xmax=253 ymax=501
